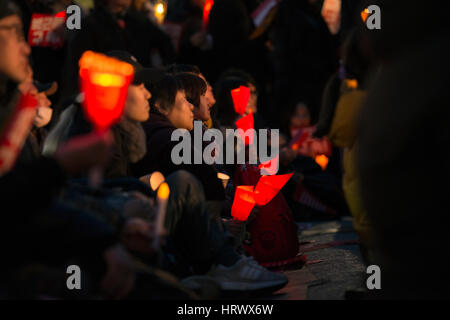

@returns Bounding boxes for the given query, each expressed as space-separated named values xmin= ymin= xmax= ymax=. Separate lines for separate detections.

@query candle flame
xmin=150 ymin=171 xmax=165 ymax=191
xmin=361 ymin=8 xmax=370 ymax=23
xmin=155 ymin=3 xmax=164 ymax=15
xmin=90 ymin=72 xmax=125 ymax=87
xmin=315 ymin=155 xmax=329 ymax=170
xmin=157 ymin=182 xmax=170 ymax=200
xmin=217 ymin=172 xmax=230 ymax=180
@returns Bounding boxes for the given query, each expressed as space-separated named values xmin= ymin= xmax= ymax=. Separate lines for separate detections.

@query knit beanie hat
xmin=0 ymin=0 xmax=21 ymax=21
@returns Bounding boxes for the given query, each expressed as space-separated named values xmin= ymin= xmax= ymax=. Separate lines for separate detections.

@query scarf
xmin=117 ymin=116 xmax=147 ymax=163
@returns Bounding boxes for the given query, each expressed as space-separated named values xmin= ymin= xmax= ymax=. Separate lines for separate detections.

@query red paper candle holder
xmin=231 ymin=86 xmax=251 ymax=115
xmin=203 ymin=0 xmax=214 ymax=30
xmin=235 ymin=112 xmax=255 ymax=146
xmin=254 ymin=173 xmax=294 ymax=205
xmin=79 ymin=51 xmax=134 ymax=132
xmin=231 ymin=185 xmax=257 ymax=221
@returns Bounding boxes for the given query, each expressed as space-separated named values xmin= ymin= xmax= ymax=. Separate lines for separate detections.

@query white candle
xmin=217 ymin=172 xmax=230 ymax=189
xmin=153 ymin=182 xmax=170 ymax=249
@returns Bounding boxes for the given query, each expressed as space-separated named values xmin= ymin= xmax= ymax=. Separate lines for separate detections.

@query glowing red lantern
xmin=79 ymin=51 xmax=134 ymax=132
xmin=203 ymin=0 xmax=214 ymax=30
xmin=231 ymin=185 xmax=256 ymax=221
xmin=231 ymin=86 xmax=250 ymax=115
xmin=235 ymin=112 xmax=254 ymax=145
xmin=254 ymin=172 xmax=293 ymax=205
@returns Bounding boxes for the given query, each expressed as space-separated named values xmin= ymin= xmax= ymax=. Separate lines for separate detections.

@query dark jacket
xmin=0 ymin=77 xmax=66 ymax=215
xmin=132 ymin=112 xmax=225 ymax=201
xmin=0 ymin=80 xmax=117 ymax=275
xmin=61 ymin=6 xmax=175 ymax=101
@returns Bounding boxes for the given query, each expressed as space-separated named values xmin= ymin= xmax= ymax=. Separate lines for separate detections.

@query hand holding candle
xmin=78 ymin=51 xmax=134 ymax=187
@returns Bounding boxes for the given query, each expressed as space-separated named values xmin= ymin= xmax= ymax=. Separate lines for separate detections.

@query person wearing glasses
xmin=0 ymin=0 xmax=143 ymax=299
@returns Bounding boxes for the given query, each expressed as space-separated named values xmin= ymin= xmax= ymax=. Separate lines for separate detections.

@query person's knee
xmin=166 ymin=170 xmax=206 ymax=202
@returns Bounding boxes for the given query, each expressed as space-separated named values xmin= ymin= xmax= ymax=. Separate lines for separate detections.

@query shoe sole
xmin=219 ymin=279 xmax=288 ymax=292
xmin=221 ymin=282 xmax=288 ymax=299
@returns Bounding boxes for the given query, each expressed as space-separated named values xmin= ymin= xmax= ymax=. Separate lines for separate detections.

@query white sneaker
xmin=208 ymin=256 xmax=288 ymax=292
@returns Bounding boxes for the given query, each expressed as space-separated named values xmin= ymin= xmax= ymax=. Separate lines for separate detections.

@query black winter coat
xmin=132 ymin=112 xmax=225 ymax=201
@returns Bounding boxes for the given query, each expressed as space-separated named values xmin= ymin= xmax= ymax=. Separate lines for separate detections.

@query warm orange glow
xmin=79 ymin=51 xmax=134 ymax=77
xmin=346 ymin=79 xmax=358 ymax=89
xmin=218 ymin=172 xmax=230 ymax=189
xmin=154 ymin=1 xmax=167 ymax=24
xmin=156 ymin=3 xmax=164 ymax=14
xmin=150 ymin=171 xmax=165 ymax=191
xmin=217 ymin=172 xmax=230 ymax=180
xmin=254 ymin=173 xmax=294 ymax=205
xmin=315 ymin=155 xmax=329 ymax=170
xmin=90 ymin=72 xmax=125 ymax=87
xmin=232 ymin=186 xmax=256 ymax=221
xmin=157 ymin=182 xmax=170 ymax=200
xmin=361 ymin=8 xmax=369 ymax=23
xmin=79 ymin=51 xmax=134 ymax=131
xmin=203 ymin=0 xmax=214 ymax=29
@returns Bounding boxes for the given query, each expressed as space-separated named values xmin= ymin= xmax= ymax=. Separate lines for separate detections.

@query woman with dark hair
xmin=213 ymin=77 xmax=248 ymax=128
xmin=47 ymin=51 xmax=152 ymax=179
xmin=175 ymin=72 xmax=207 ymax=119
xmin=166 ymin=64 xmax=217 ymax=126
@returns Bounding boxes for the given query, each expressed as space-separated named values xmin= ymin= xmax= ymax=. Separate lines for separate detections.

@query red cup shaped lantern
xmin=231 ymin=185 xmax=257 ymax=221
xmin=231 ymin=86 xmax=250 ymax=115
xmin=235 ymin=112 xmax=254 ymax=146
xmin=203 ymin=0 xmax=214 ymax=30
xmin=79 ymin=51 xmax=135 ymax=132
xmin=253 ymin=172 xmax=293 ymax=205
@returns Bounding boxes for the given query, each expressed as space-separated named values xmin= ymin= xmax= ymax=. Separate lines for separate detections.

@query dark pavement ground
xmin=268 ymin=217 xmax=366 ymax=300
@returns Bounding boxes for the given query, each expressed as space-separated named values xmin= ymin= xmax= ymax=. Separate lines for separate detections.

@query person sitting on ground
xmin=165 ymin=63 xmax=216 ymax=128
xmin=216 ymin=68 xmax=265 ymax=130
xmin=46 ymin=51 xmax=154 ymax=179
xmin=0 ymin=1 xmax=140 ymax=299
xmin=132 ymin=73 xmax=225 ymax=201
